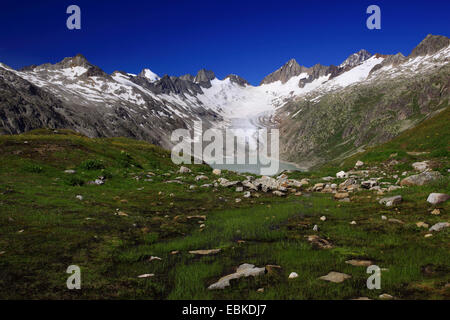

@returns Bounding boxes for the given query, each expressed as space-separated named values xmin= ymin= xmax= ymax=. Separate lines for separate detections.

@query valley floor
xmin=0 ymin=128 xmax=448 ymax=300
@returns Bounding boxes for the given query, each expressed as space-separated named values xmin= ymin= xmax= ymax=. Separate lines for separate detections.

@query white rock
xmin=336 ymin=171 xmax=348 ymax=179
xmin=319 ymin=272 xmax=351 ymax=283
xmin=320 ymin=216 xmax=327 ymax=221
xmin=355 ymin=160 xmax=364 ymax=168
xmin=313 ymin=224 xmax=318 ymax=231
xmin=288 ymin=272 xmax=298 ymax=279
xmin=429 ymin=222 xmax=450 ymax=232
xmin=212 ymin=169 xmax=221 ymax=175
xmin=412 ymin=161 xmax=429 ymax=172
xmin=75 ymin=195 xmax=83 ymax=201
xmin=379 ymin=195 xmax=402 ymax=207
xmin=138 ymin=274 xmax=154 ymax=278
xmin=179 ymin=166 xmax=191 ymax=173
xmin=427 ymin=193 xmax=450 ymax=205
xmin=208 ymin=264 xmax=265 ymax=290
xmin=379 ymin=293 xmax=394 ymax=300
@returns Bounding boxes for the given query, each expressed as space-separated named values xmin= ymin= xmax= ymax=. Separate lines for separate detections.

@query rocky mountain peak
xmin=409 ymin=34 xmax=450 ymax=59
xmin=58 ymin=54 xmax=90 ymax=68
xmin=138 ymin=68 xmax=160 ymax=82
xmin=195 ymin=69 xmax=215 ymax=82
xmin=260 ymin=58 xmax=307 ymax=85
xmin=339 ymin=49 xmax=372 ymax=68
xmin=179 ymin=74 xmax=195 ymax=82
xmin=225 ymin=74 xmax=249 ymax=86
xmin=194 ymin=69 xmax=215 ymax=88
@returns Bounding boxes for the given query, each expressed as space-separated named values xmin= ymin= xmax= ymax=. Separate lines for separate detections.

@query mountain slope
xmin=0 ymin=34 xmax=449 ymax=169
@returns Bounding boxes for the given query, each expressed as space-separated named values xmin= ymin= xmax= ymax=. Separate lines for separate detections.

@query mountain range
xmin=0 ymin=34 xmax=449 ymax=169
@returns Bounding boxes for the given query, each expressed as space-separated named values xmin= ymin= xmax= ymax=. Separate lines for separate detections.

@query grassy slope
xmin=0 ymin=128 xmax=449 ymax=299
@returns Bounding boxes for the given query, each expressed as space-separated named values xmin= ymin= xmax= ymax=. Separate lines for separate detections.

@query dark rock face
xmin=225 ymin=74 xmax=249 ymax=86
xmin=0 ymin=68 xmax=72 ymax=134
xmin=194 ymin=69 xmax=215 ymax=88
xmin=339 ymin=49 xmax=372 ymax=68
xmin=369 ymin=53 xmax=406 ymax=75
xmin=299 ymin=64 xmax=330 ymax=88
xmin=409 ymin=34 xmax=450 ymax=58
xmin=0 ymin=56 xmax=222 ymax=150
xmin=260 ymin=59 xmax=308 ymax=85
xmin=179 ymin=74 xmax=195 ymax=82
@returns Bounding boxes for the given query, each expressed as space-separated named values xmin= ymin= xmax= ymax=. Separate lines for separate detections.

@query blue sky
xmin=1 ymin=0 xmax=449 ymax=85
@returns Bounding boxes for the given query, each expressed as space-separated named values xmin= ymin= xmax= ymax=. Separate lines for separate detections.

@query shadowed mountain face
xmin=0 ymin=34 xmax=449 ymax=168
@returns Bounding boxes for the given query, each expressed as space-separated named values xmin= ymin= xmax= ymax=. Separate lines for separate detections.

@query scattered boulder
xmin=306 ymin=235 xmax=333 ymax=249
xmin=189 ymin=249 xmax=221 ymax=255
xmin=208 ymin=264 xmax=266 ymax=290
xmin=388 ymin=218 xmax=404 ymax=224
xmin=243 ymin=191 xmax=251 ymax=198
xmin=149 ymin=256 xmax=162 ymax=261
xmin=195 ymin=175 xmax=208 ymax=181
xmin=319 ymin=272 xmax=351 ymax=283
xmin=431 ymin=209 xmax=441 ymax=215
xmin=400 ymin=171 xmax=442 ymax=186
xmin=416 ymin=222 xmax=429 ymax=228
xmin=64 ymin=169 xmax=76 ymax=174
xmin=427 ymin=193 xmax=450 ymax=205
xmin=75 ymin=195 xmax=83 ymax=201
xmin=179 ymin=166 xmax=191 ymax=173
xmin=429 ymin=222 xmax=450 ymax=232
xmin=345 ymin=259 xmax=372 ymax=267
xmin=272 ymin=191 xmax=286 ymax=197
xmin=355 ymin=160 xmax=364 ymax=169
xmin=212 ymin=169 xmax=221 ymax=175
xmin=312 ymin=183 xmax=324 ymax=192
xmin=242 ymin=180 xmax=258 ymax=191
xmin=379 ymin=293 xmax=394 ymax=300
xmin=288 ymin=272 xmax=298 ymax=279
xmin=137 ymin=274 xmax=154 ymax=278
xmin=334 ymin=192 xmax=349 ymax=200
xmin=412 ymin=161 xmax=429 ymax=172
xmin=379 ymin=195 xmax=402 ymax=207
xmin=361 ymin=180 xmax=378 ymax=189
xmin=336 ymin=171 xmax=348 ymax=179
xmin=254 ymin=176 xmax=281 ymax=192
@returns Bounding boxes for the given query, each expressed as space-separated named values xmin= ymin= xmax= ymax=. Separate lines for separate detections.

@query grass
xmin=0 ymin=128 xmax=449 ymax=299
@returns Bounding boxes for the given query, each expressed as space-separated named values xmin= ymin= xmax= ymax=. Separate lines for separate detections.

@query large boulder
xmin=427 ymin=193 xmax=450 ymax=205
xmin=379 ymin=195 xmax=402 ymax=207
xmin=336 ymin=171 xmax=348 ymax=179
xmin=253 ymin=176 xmax=281 ymax=192
xmin=412 ymin=161 xmax=429 ymax=172
xmin=429 ymin=222 xmax=450 ymax=232
xmin=208 ymin=264 xmax=265 ymax=290
xmin=400 ymin=171 xmax=442 ymax=186
xmin=179 ymin=166 xmax=191 ymax=173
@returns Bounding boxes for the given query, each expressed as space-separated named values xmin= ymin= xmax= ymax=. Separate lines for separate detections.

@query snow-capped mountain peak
xmin=138 ymin=68 xmax=160 ymax=82
xmin=339 ymin=49 xmax=372 ymax=68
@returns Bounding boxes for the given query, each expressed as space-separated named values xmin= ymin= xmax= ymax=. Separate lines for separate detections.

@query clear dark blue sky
xmin=1 ymin=0 xmax=449 ymax=85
